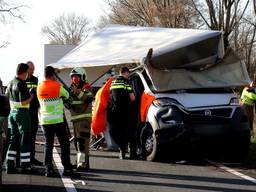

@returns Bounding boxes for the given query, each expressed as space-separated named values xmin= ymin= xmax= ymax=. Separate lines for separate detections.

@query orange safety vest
xmin=37 ymin=80 xmax=68 ymax=125
xmin=37 ymin=80 xmax=61 ymax=99
xmin=91 ymin=77 xmax=115 ymax=136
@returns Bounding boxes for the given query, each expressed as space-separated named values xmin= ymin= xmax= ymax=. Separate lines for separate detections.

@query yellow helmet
xmin=69 ymin=67 xmax=87 ymax=81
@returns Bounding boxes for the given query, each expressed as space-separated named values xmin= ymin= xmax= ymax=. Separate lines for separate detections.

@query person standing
xmin=69 ymin=67 xmax=94 ymax=171
xmin=241 ymin=81 xmax=256 ymax=131
xmin=37 ymin=66 xmax=74 ymax=177
xmin=5 ymin=63 xmax=33 ymax=173
xmin=25 ymin=61 xmax=42 ymax=166
xmin=107 ymin=67 xmax=136 ymax=159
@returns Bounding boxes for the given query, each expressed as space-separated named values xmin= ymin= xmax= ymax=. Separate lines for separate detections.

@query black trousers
xmin=30 ymin=109 xmax=39 ymax=160
xmin=107 ymin=106 xmax=134 ymax=153
xmin=42 ymin=122 xmax=72 ymax=170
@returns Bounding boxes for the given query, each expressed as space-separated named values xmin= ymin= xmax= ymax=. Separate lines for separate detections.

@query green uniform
xmin=6 ymin=77 xmax=31 ymax=169
xmin=69 ymin=82 xmax=93 ymax=170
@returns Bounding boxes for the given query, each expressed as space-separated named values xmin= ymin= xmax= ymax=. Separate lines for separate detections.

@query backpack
xmin=0 ymin=94 xmax=10 ymax=116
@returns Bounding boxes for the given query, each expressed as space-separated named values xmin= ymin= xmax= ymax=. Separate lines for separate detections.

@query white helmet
xmin=69 ymin=67 xmax=87 ymax=81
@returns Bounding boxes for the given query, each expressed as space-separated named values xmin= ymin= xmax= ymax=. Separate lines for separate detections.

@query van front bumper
xmin=153 ymin=106 xmax=251 ymax=145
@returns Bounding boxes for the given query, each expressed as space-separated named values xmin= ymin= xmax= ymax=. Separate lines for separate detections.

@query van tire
xmin=141 ymin=126 xmax=160 ymax=161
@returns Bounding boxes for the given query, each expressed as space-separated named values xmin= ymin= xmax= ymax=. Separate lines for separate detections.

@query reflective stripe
xmin=7 ymin=156 xmax=16 ymax=160
xmin=72 ymin=100 xmax=84 ymax=105
xmin=110 ymin=85 xmax=126 ymax=90
xmin=20 ymin=153 xmax=30 ymax=163
xmin=70 ymin=113 xmax=92 ymax=121
xmin=10 ymin=101 xmax=29 ymax=109
xmin=77 ymin=91 xmax=84 ymax=99
xmin=21 ymin=158 xmax=31 ymax=163
xmin=40 ymin=114 xmax=64 ymax=125
xmin=26 ymin=83 xmax=37 ymax=89
xmin=77 ymin=91 xmax=93 ymax=99
xmin=110 ymin=80 xmax=132 ymax=91
xmin=7 ymin=150 xmax=17 ymax=155
xmin=77 ymin=152 xmax=86 ymax=164
xmin=21 ymin=152 xmax=30 ymax=157
xmin=126 ymin=84 xmax=132 ymax=90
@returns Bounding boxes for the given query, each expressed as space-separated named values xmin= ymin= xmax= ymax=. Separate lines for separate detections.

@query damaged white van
xmin=131 ymin=30 xmax=251 ymax=162
xmin=50 ymin=25 xmax=252 ymax=162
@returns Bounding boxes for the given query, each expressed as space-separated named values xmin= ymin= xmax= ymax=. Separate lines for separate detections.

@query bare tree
xmin=41 ymin=13 xmax=91 ymax=45
xmin=191 ymin=0 xmax=250 ymax=50
xmin=242 ymin=0 xmax=256 ymax=76
xmin=106 ymin=0 xmax=201 ymax=28
xmin=95 ymin=15 xmax=111 ymax=30
xmin=0 ymin=0 xmax=25 ymax=47
xmin=0 ymin=0 xmax=25 ymax=22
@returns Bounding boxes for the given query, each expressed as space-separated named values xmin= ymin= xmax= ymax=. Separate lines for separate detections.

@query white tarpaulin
xmin=50 ymin=24 xmax=250 ymax=89
xmin=50 ymin=24 xmax=225 ymax=69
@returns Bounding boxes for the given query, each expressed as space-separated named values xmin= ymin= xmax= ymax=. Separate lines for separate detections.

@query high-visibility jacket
xmin=37 ymin=80 xmax=69 ymax=125
xmin=241 ymin=87 xmax=256 ymax=105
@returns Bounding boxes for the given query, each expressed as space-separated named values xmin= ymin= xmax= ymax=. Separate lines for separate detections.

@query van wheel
xmin=141 ymin=127 xmax=159 ymax=161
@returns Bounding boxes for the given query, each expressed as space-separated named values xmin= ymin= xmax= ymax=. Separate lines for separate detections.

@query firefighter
xmin=69 ymin=67 xmax=94 ymax=171
xmin=37 ymin=66 xmax=75 ymax=177
xmin=25 ymin=61 xmax=42 ymax=166
xmin=241 ymin=81 xmax=256 ymax=131
xmin=107 ymin=67 xmax=136 ymax=160
xmin=5 ymin=63 xmax=33 ymax=173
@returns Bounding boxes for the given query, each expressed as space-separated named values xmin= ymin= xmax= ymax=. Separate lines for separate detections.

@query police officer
xmin=5 ymin=63 xmax=33 ymax=173
xmin=69 ymin=67 xmax=94 ymax=171
xmin=107 ymin=67 xmax=136 ymax=159
xmin=25 ymin=61 xmax=42 ymax=166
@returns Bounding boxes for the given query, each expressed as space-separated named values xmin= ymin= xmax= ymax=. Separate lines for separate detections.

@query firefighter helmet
xmin=69 ymin=67 xmax=87 ymax=81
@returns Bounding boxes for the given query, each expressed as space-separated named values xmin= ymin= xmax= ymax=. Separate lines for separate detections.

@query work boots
xmin=76 ymin=157 xmax=90 ymax=172
xmin=45 ymin=168 xmax=58 ymax=177
xmin=119 ymin=150 xmax=126 ymax=160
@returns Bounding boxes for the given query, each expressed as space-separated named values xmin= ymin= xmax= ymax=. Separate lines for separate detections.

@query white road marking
xmin=53 ymin=147 xmax=77 ymax=192
xmin=74 ymin=180 xmax=86 ymax=186
xmin=208 ymin=160 xmax=256 ymax=184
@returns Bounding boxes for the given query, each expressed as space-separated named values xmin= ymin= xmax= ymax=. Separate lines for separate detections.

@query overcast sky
xmin=0 ymin=0 xmax=107 ymax=85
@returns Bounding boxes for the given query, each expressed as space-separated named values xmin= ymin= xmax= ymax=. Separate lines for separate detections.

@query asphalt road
xmin=2 ymin=142 xmax=256 ymax=192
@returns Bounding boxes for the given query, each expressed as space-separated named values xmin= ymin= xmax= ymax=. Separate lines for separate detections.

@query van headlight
xmin=156 ymin=106 xmax=183 ymax=126
xmin=153 ymin=98 xmax=180 ymax=107
xmin=229 ymin=97 xmax=239 ymax=105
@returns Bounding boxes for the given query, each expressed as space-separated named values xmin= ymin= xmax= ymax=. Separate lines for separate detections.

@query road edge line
xmin=207 ymin=160 xmax=256 ymax=184
xmin=53 ymin=147 xmax=77 ymax=192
